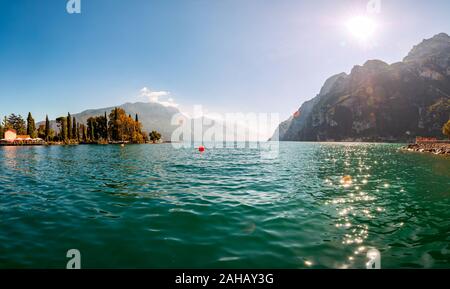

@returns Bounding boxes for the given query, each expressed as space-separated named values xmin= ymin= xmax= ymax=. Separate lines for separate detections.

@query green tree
xmin=81 ymin=124 xmax=87 ymax=142
xmin=0 ymin=118 xmax=3 ymax=138
xmin=48 ymin=129 xmax=55 ymax=141
xmin=149 ymin=130 xmax=162 ymax=143
xmin=37 ymin=124 xmax=46 ymax=139
xmin=56 ymin=117 xmax=67 ymax=141
xmin=108 ymin=108 xmax=120 ymax=141
xmin=2 ymin=116 xmax=9 ymax=130
xmin=45 ymin=115 xmax=50 ymax=141
xmin=106 ymin=108 xmax=146 ymax=143
xmin=26 ymin=112 xmax=37 ymax=138
xmin=95 ymin=115 xmax=108 ymax=140
xmin=76 ymin=123 xmax=80 ymax=141
xmin=104 ymin=112 xmax=108 ymax=140
xmin=7 ymin=114 xmax=26 ymax=135
xmin=85 ymin=115 xmax=107 ymax=142
xmin=72 ymin=117 xmax=77 ymax=141
xmin=443 ymin=120 xmax=450 ymax=138
xmin=67 ymin=113 xmax=72 ymax=140
xmin=87 ymin=117 xmax=96 ymax=142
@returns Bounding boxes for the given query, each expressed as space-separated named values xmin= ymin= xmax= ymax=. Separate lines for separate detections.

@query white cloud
xmin=139 ymin=87 xmax=178 ymax=107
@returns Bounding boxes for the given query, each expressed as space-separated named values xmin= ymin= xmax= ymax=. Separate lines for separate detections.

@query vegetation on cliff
xmin=443 ymin=120 xmax=450 ymax=138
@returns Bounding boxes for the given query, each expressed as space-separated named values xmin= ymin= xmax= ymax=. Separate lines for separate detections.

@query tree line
xmin=0 ymin=108 xmax=162 ymax=144
xmin=0 ymin=113 xmax=37 ymax=138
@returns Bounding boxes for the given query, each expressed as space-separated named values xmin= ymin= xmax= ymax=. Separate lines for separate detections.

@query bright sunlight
xmin=346 ymin=16 xmax=377 ymax=41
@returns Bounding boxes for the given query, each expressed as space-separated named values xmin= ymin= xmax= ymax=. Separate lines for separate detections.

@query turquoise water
xmin=0 ymin=143 xmax=449 ymax=269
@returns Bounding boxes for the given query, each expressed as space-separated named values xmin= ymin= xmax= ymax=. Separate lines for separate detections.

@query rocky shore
xmin=403 ymin=142 xmax=450 ymax=155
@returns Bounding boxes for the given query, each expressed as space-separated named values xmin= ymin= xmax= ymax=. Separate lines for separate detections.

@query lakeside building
xmin=0 ymin=129 xmax=45 ymax=146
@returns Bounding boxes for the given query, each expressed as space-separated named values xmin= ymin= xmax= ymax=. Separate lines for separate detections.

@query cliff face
xmin=274 ymin=33 xmax=450 ymax=142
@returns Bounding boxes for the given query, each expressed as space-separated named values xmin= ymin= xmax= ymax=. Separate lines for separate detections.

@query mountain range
xmin=271 ymin=33 xmax=450 ymax=142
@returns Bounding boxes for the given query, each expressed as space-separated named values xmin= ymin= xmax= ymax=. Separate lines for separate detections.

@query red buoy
xmin=198 ymin=145 xmax=205 ymax=153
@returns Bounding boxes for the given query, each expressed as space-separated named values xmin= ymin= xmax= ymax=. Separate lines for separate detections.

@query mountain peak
xmin=403 ymin=32 xmax=450 ymax=63
xmin=349 ymin=60 xmax=389 ymax=77
xmin=362 ymin=59 xmax=389 ymax=70
xmin=433 ymin=32 xmax=450 ymax=40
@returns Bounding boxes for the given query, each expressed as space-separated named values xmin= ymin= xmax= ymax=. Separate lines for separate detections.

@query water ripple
xmin=0 ymin=143 xmax=449 ymax=268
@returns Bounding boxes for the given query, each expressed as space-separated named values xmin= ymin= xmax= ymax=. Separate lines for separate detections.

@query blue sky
xmin=0 ymin=0 xmax=449 ymax=122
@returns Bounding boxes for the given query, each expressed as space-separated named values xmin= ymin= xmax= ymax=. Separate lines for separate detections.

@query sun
xmin=346 ymin=16 xmax=377 ymax=41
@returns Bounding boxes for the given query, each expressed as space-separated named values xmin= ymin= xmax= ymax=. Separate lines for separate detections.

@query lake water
xmin=0 ymin=143 xmax=449 ymax=268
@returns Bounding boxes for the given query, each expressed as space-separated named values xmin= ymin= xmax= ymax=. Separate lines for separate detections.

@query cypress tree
xmin=76 ymin=123 xmax=80 ymax=141
xmin=26 ymin=112 xmax=36 ymax=137
xmin=104 ymin=112 xmax=108 ymax=140
xmin=80 ymin=124 xmax=87 ymax=142
xmin=116 ymin=108 xmax=119 ymax=141
xmin=56 ymin=117 xmax=67 ymax=141
xmin=111 ymin=108 xmax=119 ymax=141
xmin=45 ymin=115 xmax=50 ymax=141
xmin=133 ymin=113 xmax=141 ymax=140
xmin=72 ymin=117 xmax=77 ymax=140
xmin=2 ymin=116 xmax=8 ymax=129
xmin=90 ymin=119 xmax=95 ymax=141
xmin=0 ymin=119 xmax=3 ymax=139
xmin=67 ymin=113 xmax=72 ymax=140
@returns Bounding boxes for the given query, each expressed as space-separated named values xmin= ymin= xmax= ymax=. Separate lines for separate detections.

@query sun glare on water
xmin=346 ymin=16 xmax=377 ymax=41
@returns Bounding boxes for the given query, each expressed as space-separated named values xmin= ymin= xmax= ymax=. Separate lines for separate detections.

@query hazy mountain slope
xmin=273 ymin=33 xmax=450 ymax=142
xmin=40 ymin=102 xmax=182 ymax=140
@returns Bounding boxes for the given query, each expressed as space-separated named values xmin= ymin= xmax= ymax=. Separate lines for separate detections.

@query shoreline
xmin=402 ymin=142 xmax=450 ymax=155
xmin=0 ymin=141 xmax=168 ymax=147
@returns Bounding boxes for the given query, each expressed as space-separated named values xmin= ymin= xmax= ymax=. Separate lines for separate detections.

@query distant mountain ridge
xmin=272 ymin=33 xmax=450 ymax=142
xmin=40 ymin=102 xmax=182 ymax=140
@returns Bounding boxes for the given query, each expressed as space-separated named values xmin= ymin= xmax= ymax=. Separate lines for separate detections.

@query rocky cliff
xmin=273 ymin=33 xmax=450 ymax=142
